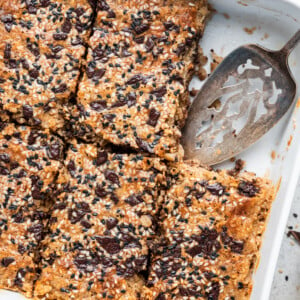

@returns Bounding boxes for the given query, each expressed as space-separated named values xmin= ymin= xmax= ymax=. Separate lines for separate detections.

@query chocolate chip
xmin=53 ymin=202 xmax=67 ymax=210
xmin=145 ymin=37 xmax=154 ymax=52
xmin=179 ymin=286 xmax=199 ymax=297
xmin=47 ymin=141 xmax=62 ymax=160
xmin=52 ymin=83 xmax=67 ymax=93
xmin=106 ymin=217 xmax=118 ymax=230
xmin=0 ymin=153 xmax=10 ymax=163
xmin=205 ymin=282 xmax=220 ymax=300
xmin=120 ymin=233 xmax=141 ymax=249
xmin=288 ymin=230 xmax=300 ymax=244
xmin=80 ymin=220 xmax=92 ymax=229
xmin=134 ymin=36 xmax=145 ymax=44
xmin=121 ymin=47 xmax=132 ymax=57
xmin=71 ymin=36 xmax=83 ymax=46
xmin=18 ymin=245 xmax=26 ymax=254
xmin=40 ymin=0 xmax=50 ymax=7
xmin=1 ymin=257 xmax=15 ymax=267
xmin=27 ymin=130 xmax=39 ymax=145
xmin=68 ymin=202 xmax=91 ymax=224
xmin=135 ymin=138 xmax=153 ymax=153
xmin=96 ymin=150 xmax=108 ymax=166
xmin=61 ymin=18 xmax=72 ymax=33
xmin=52 ymin=45 xmax=64 ymax=53
xmin=97 ymin=0 xmax=110 ymax=11
xmin=230 ymin=240 xmax=244 ymax=254
xmin=74 ymin=250 xmax=100 ymax=273
xmin=7 ymin=59 xmax=17 ymax=69
xmin=125 ymin=194 xmax=143 ymax=206
xmin=67 ymin=160 xmax=76 ymax=177
xmin=147 ymin=108 xmax=160 ymax=127
xmin=207 ymin=183 xmax=225 ymax=196
xmin=174 ymin=43 xmax=186 ymax=56
xmin=107 ymin=10 xmax=116 ymax=18
xmin=20 ymin=58 xmax=30 ymax=70
xmin=14 ymin=268 xmax=27 ymax=287
xmin=1 ymin=14 xmax=14 ymax=32
xmin=238 ymin=180 xmax=259 ymax=197
xmin=90 ymin=100 xmax=107 ymax=111
xmin=126 ymin=74 xmax=145 ymax=85
xmin=26 ymin=42 xmax=40 ymax=57
xmin=29 ymin=68 xmax=39 ymax=79
xmin=110 ymin=193 xmax=119 ymax=204
xmin=127 ymin=92 xmax=137 ymax=107
xmin=23 ymin=105 xmax=33 ymax=119
xmin=0 ymin=166 xmax=9 ymax=175
xmin=4 ymin=43 xmax=11 ymax=59
xmin=53 ymin=33 xmax=67 ymax=40
xmin=86 ymin=66 xmax=106 ymax=81
xmin=95 ymin=236 xmax=121 ymax=254
xmin=28 ymin=223 xmax=43 ymax=241
xmin=104 ymin=170 xmax=119 ymax=185
xmin=25 ymin=0 xmax=37 ymax=14
xmin=95 ymin=185 xmax=107 ymax=198
xmin=133 ymin=23 xmax=149 ymax=35
xmin=151 ymin=86 xmax=167 ymax=98
xmin=156 ymin=293 xmax=165 ymax=300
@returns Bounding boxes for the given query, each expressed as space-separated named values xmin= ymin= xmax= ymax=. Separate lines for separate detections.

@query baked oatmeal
xmin=143 ymin=161 xmax=275 ymax=300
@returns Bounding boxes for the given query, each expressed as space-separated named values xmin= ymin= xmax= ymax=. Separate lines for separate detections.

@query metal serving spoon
xmin=182 ymin=30 xmax=300 ymax=165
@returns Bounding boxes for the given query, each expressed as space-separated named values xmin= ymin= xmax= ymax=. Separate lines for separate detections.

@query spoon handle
xmin=279 ymin=29 xmax=300 ymax=57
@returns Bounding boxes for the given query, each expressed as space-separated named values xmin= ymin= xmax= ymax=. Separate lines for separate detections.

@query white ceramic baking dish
xmin=1 ymin=0 xmax=300 ymax=299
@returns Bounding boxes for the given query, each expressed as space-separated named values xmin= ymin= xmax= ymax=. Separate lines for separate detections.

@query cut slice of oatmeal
xmin=0 ymin=0 xmax=93 ymax=131
xmin=71 ymin=2 xmax=208 ymax=160
xmin=0 ymin=119 xmax=63 ymax=297
xmin=143 ymin=161 xmax=275 ymax=300
xmin=34 ymin=141 xmax=166 ymax=299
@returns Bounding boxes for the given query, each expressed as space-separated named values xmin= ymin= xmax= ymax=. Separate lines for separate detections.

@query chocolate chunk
xmin=27 ymin=130 xmax=39 ymax=145
xmin=0 ymin=153 xmax=10 ymax=163
xmin=206 ymin=281 xmax=220 ymax=300
xmin=40 ymin=0 xmax=50 ymax=7
xmin=0 ymin=166 xmax=9 ymax=175
xmin=126 ymin=74 xmax=144 ymax=85
xmin=97 ymin=0 xmax=110 ymax=11
xmin=1 ymin=257 xmax=15 ymax=267
xmin=163 ymin=21 xmax=179 ymax=32
xmin=133 ymin=23 xmax=149 ymax=35
xmin=104 ymin=170 xmax=119 ymax=185
xmin=120 ymin=233 xmax=141 ymax=249
xmin=92 ymin=47 xmax=105 ymax=60
xmin=106 ymin=217 xmax=118 ymax=230
xmin=52 ymin=83 xmax=67 ymax=93
xmin=20 ymin=58 xmax=30 ymax=70
xmin=174 ymin=43 xmax=186 ymax=56
xmin=68 ymin=202 xmax=91 ymax=224
xmin=121 ymin=47 xmax=132 ymax=57
xmin=107 ymin=10 xmax=116 ymax=18
xmin=238 ymin=180 xmax=259 ymax=197
xmin=95 ymin=236 xmax=121 ymax=254
xmin=53 ymin=33 xmax=68 ymax=40
xmin=71 ymin=36 xmax=83 ymax=46
xmin=86 ymin=66 xmax=106 ymax=81
xmin=136 ymin=138 xmax=153 ymax=153
xmin=179 ymin=286 xmax=199 ymax=296
xmin=29 ymin=68 xmax=39 ymax=79
xmin=134 ymin=36 xmax=145 ymax=44
xmin=207 ymin=183 xmax=225 ymax=196
xmin=147 ymin=108 xmax=160 ymax=127
xmin=110 ymin=193 xmax=119 ymax=204
xmin=14 ymin=268 xmax=27 ymax=287
xmin=95 ymin=185 xmax=107 ymax=198
xmin=18 ymin=245 xmax=26 ymax=254
xmin=125 ymin=194 xmax=143 ymax=206
xmin=151 ymin=86 xmax=167 ymax=98
xmin=156 ymin=293 xmax=165 ymax=300
xmin=80 ymin=220 xmax=92 ymax=229
xmin=127 ymin=92 xmax=137 ymax=107
xmin=67 ymin=160 xmax=76 ymax=177
xmin=28 ymin=223 xmax=43 ymax=241
xmin=145 ymin=37 xmax=155 ymax=52
xmin=53 ymin=202 xmax=67 ymax=210
xmin=96 ymin=150 xmax=108 ymax=166
xmin=22 ymin=105 xmax=33 ymax=119
xmin=74 ymin=250 xmax=100 ymax=273
xmin=25 ymin=0 xmax=37 ymax=14
xmin=230 ymin=240 xmax=244 ymax=254
xmin=26 ymin=42 xmax=40 ymax=57
xmin=90 ymin=100 xmax=107 ymax=111
xmin=47 ymin=141 xmax=62 ymax=160
xmin=61 ymin=18 xmax=72 ymax=33
xmin=1 ymin=14 xmax=14 ymax=32
xmin=4 ymin=43 xmax=11 ymax=59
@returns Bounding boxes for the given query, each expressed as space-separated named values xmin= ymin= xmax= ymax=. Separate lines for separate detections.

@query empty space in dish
xmin=1 ymin=0 xmax=300 ymax=299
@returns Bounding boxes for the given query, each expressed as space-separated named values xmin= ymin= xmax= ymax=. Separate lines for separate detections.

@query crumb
xmin=287 ymin=135 xmax=293 ymax=148
xmin=271 ymin=150 xmax=276 ymax=161
xmin=285 ymin=276 xmax=289 ymax=281
xmin=223 ymin=13 xmax=230 ymax=19
xmin=189 ymin=88 xmax=199 ymax=97
xmin=244 ymin=27 xmax=257 ymax=35
xmin=278 ymin=269 xmax=283 ymax=274
xmin=293 ymin=213 xmax=298 ymax=218
xmin=198 ymin=67 xmax=208 ymax=80
xmin=227 ymin=159 xmax=245 ymax=176
xmin=261 ymin=33 xmax=269 ymax=40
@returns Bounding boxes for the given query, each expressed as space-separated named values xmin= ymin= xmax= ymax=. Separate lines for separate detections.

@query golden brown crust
xmin=143 ymin=161 xmax=275 ymax=300
xmin=0 ymin=120 xmax=63 ymax=297
xmin=34 ymin=141 xmax=167 ymax=299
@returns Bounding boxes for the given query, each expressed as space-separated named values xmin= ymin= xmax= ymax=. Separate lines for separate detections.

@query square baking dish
xmin=1 ymin=0 xmax=300 ymax=299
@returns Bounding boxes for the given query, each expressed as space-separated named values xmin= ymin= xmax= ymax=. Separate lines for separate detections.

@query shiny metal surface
xmin=182 ymin=30 xmax=300 ymax=165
